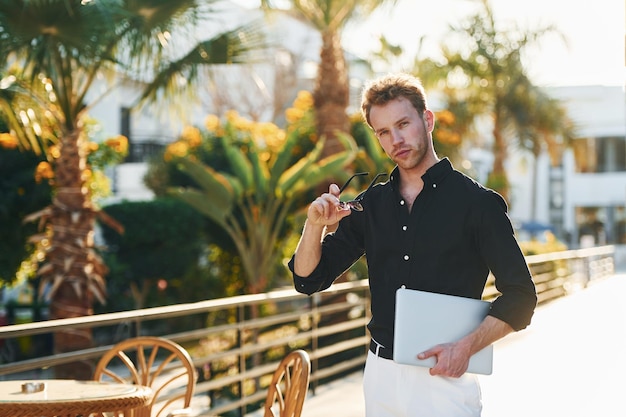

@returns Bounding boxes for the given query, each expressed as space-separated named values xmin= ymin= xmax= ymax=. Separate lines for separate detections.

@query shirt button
xmin=403 ymin=255 xmax=409 ymax=261
xmin=433 ymin=183 xmax=437 ymax=188
xmin=400 ymin=200 xmax=405 ymax=205
xmin=402 ymin=225 xmax=408 ymax=231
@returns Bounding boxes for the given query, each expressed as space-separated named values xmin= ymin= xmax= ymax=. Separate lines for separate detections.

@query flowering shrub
xmin=0 ymin=132 xmax=18 ymax=149
xmin=87 ymin=135 xmax=129 ymax=169
xmin=433 ymin=109 xmax=461 ymax=145
xmin=156 ymin=91 xmax=358 ymax=294
xmin=162 ymin=91 xmax=318 ymax=180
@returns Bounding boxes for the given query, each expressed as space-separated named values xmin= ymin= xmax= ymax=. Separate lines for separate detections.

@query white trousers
xmin=363 ymin=351 xmax=482 ymax=417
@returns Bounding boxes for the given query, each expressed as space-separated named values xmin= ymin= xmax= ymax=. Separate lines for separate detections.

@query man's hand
xmin=307 ymin=183 xmax=352 ymax=226
xmin=418 ymin=341 xmax=472 ymax=378
xmin=293 ymin=183 xmax=352 ymax=277
xmin=418 ymin=315 xmax=514 ymax=378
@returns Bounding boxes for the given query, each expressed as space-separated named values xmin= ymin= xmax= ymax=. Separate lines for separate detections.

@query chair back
xmin=93 ymin=336 xmax=196 ymax=417
xmin=263 ymin=349 xmax=311 ymax=417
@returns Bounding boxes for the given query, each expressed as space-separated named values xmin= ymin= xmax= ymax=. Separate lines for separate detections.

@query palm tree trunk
xmin=313 ymin=29 xmax=350 ymax=158
xmin=45 ymin=128 xmax=103 ymax=380
xmin=489 ymin=115 xmax=510 ymax=203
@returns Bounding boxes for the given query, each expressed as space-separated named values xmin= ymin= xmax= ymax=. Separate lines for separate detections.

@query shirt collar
xmin=388 ymin=158 xmax=453 ymax=190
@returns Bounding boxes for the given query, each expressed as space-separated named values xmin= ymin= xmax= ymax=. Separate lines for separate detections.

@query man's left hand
xmin=418 ymin=341 xmax=471 ymax=378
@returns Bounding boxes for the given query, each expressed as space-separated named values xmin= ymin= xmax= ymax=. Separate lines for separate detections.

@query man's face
xmin=369 ymin=97 xmax=433 ymax=171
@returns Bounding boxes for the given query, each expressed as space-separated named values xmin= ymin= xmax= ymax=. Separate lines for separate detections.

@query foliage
xmin=99 ymin=198 xmax=206 ymax=309
xmin=410 ymin=0 xmax=570 ymax=204
xmin=519 ymin=231 xmax=567 ymax=256
xmin=0 ymin=119 xmax=127 ymax=285
xmin=164 ymin=91 xmax=358 ymax=293
xmin=432 ymin=107 xmax=470 ymax=168
xmin=0 ymin=0 xmax=265 ymax=378
xmin=0 ymin=135 xmax=51 ymax=283
xmin=0 ymin=0 xmax=265 ymax=304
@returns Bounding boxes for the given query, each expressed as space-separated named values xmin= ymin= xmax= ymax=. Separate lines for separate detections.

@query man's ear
xmin=423 ymin=109 xmax=435 ymax=132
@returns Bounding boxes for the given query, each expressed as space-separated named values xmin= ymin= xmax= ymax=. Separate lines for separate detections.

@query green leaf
xmin=290 ymin=150 xmax=356 ymax=196
xmin=276 ymin=136 xmax=325 ymax=196
xmin=270 ymin=127 xmax=300 ymax=182
xmin=222 ymin=136 xmax=254 ymax=190
xmin=136 ymin=22 xmax=267 ymax=106
xmin=176 ymin=157 xmax=234 ymax=210
xmin=167 ymin=187 xmax=229 ymax=226
xmin=248 ymin=145 xmax=270 ymax=200
xmin=221 ymin=172 xmax=244 ymax=201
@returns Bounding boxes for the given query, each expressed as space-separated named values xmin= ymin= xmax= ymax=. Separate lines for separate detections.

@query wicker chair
xmin=263 ymin=349 xmax=311 ymax=417
xmin=93 ymin=336 xmax=196 ymax=417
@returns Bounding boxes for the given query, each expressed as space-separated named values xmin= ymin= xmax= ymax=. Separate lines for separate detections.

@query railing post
xmin=237 ymin=303 xmax=245 ymax=417
xmin=310 ymin=293 xmax=320 ymax=395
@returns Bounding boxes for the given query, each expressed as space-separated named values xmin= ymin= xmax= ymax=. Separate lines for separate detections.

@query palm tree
xmin=508 ymin=81 xmax=576 ymax=220
xmin=434 ymin=0 xmax=563 ymax=202
xmin=260 ymin=0 xmax=398 ymax=157
xmin=170 ymin=119 xmax=358 ymax=295
xmin=0 ymin=0 xmax=261 ymax=379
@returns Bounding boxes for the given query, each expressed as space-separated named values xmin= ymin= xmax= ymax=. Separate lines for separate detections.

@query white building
xmin=504 ymin=85 xmax=626 ymax=265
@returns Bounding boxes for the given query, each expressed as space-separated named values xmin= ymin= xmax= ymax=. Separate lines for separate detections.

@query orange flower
xmin=49 ymin=145 xmax=61 ymax=159
xmin=285 ymin=107 xmax=304 ymax=124
xmin=349 ymin=112 xmax=364 ymax=124
xmin=180 ymin=126 xmax=202 ymax=147
xmin=34 ymin=161 xmax=54 ymax=183
xmin=204 ymin=115 xmax=220 ymax=132
xmin=105 ymin=135 xmax=128 ymax=154
xmin=164 ymin=141 xmax=189 ymax=161
xmin=86 ymin=141 xmax=99 ymax=153
xmin=435 ymin=109 xmax=456 ymax=126
xmin=293 ymin=90 xmax=314 ymax=110
xmin=225 ymin=110 xmax=239 ymax=123
xmin=0 ymin=133 xmax=18 ymax=149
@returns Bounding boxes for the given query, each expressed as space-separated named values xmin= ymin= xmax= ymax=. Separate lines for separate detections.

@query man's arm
xmin=293 ymin=183 xmax=351 ymax=277
xmin=418 ymin=315 xmax=513 ymax=378
xmin=293 ymin=220 xmax=326 ymax=276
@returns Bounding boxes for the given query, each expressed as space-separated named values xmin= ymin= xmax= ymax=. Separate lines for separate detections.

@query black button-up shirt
xmin=289 ymin=158 xmax=537 ymax=352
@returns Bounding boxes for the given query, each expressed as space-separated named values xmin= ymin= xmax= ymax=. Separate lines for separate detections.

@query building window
xmin=128 ymin=141 xmax=166 ymax=163
xmin=576 ymin=206 xmax=626 ymax=246
xmin=573 ymin=136 xmax=626 ymax=173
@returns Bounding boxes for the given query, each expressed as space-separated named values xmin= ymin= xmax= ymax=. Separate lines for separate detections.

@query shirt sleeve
xmin=476 ymin=191 xmax=537 ymax=331
xmin=288 ymin=216 xmax=366 ymax=296
xmin=288 ymin=255 xmax=333 ymax=295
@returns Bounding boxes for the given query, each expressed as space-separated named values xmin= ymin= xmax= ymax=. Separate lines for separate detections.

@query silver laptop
xmin=392 ymin=287 xmax=493 ymax=375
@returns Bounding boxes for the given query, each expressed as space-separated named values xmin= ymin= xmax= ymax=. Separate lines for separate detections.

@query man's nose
xmin=390 ymin=128 xmax=403 ymax=144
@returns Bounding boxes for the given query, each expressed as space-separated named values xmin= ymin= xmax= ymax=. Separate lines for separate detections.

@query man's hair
xmin=360 ymin=73 xmax=428 ymax=128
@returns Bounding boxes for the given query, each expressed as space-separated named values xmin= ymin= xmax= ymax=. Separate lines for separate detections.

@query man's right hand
xmin=307 ymin=183 xmax=353 ymax=226
xmin=294 ymin=184 xmax=352 ymax=277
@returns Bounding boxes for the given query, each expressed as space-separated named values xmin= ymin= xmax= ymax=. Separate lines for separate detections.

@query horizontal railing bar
xmin=0 ymin=281 xmax=369 ymax=339
xmin=311 ymin=355 xmax=367 ymax=382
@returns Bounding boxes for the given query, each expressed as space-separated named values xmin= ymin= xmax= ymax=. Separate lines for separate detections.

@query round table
xmin=0 ymin=379 xmax=153 ymax=417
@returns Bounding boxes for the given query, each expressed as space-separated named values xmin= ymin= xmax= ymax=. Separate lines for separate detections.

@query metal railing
xmin=0 ymin=245 xmax=616 ymax=416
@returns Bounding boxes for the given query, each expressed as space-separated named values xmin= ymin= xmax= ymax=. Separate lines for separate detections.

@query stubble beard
xmin=393 ymin=141 xmax=428 ymax=172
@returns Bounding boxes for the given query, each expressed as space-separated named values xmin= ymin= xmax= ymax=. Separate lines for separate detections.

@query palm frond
xmin=134 ymin=21 xmax=266 ymax=107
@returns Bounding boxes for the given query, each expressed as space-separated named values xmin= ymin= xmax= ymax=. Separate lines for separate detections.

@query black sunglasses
xmin=338 ymin=172 xmax=388 ymax=211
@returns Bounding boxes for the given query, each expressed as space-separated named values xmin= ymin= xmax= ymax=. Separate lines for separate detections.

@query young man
xmin=288 ymin=73 xmax=537 ymax=416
